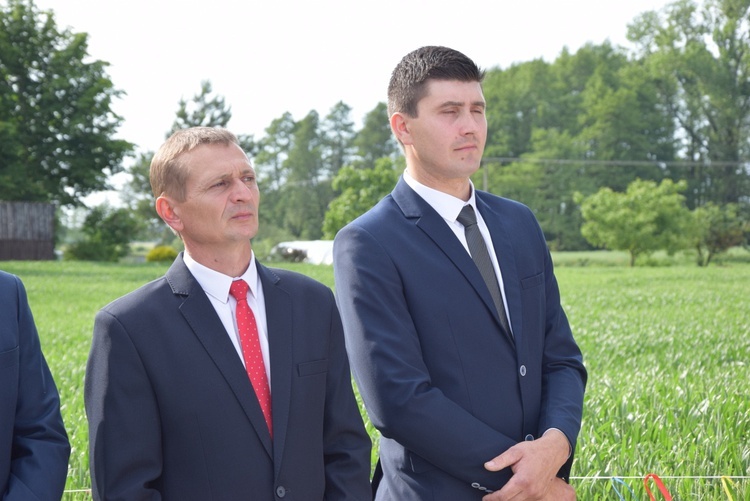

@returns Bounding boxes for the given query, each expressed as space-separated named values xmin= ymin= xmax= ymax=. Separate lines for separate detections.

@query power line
xmin=482 ymin=157 xmax=749 ymax=168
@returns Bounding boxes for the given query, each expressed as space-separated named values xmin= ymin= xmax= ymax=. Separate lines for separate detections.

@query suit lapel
xmin=165 ymin=256 xmax=274 ymax=457
xmin=257 ymin=262 xmax=293 ymax=477
xmin=392 ymin=179 xmax=513 ymax=345
xmin=476 ymin=195 xmax=523 ymax=347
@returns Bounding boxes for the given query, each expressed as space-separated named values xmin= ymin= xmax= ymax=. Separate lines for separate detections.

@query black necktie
xmin=456 ymin=205 xmax=512 ymax=338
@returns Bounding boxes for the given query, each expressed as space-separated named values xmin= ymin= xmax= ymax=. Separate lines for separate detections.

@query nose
xmin=230 ymin=178 xmax=254 ymax=202
xmin=459 ymin=109 xmax=481 ymax=135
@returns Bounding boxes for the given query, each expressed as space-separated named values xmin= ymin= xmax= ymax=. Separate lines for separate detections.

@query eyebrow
xmin=203 ymin=168 xmax=255 ymax=185
xmin=438 ymin=100 xmax=486 ymax=109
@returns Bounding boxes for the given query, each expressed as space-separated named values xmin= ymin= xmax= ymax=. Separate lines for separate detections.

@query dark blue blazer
xmin=333 ymin=178 xmax=587 ymax=500
xmin=85 ymin=255 xmax=371 ymax=500
xmin=0 ymin=270 xmax=70 ymax=500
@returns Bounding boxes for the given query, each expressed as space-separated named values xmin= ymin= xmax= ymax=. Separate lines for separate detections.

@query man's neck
xmin=405 ymin=166 xmax=472 ymax=201
xmin=184 ymin=243 xmax=253 ymax=278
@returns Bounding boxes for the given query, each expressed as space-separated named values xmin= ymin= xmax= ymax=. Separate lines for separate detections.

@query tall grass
xmin=560 ymin=265 xmax=749 ymax=498
xmin=2 ymin=257 xmax=747 ymax=499
xmin=5 ymin=261 xmax=168 ymax=497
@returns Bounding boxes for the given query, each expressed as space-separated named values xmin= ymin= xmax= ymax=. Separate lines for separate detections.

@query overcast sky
xmin=33 ymin=0 xmax=673 ymax=159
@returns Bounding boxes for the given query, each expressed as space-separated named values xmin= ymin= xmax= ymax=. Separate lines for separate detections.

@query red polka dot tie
xmin=229 ymin=279 xmax=272 ymax=437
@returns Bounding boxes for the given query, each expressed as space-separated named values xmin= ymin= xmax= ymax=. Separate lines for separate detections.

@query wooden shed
xmin=0 ymin=201 xmax=56 ymax=260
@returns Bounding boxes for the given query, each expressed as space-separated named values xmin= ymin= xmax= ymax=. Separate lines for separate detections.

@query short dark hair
xmin=387 ymin=46 xmax=485 ymax=118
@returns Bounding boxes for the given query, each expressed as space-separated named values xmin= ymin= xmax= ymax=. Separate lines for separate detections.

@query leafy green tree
xmin=280 ymin=110 xmax=329 ymax=239
xmin=576 ymin=57 xmax=675 ymax=171
xmin=628 ymin=0 xmax=750 ymax=206
xmin=252 ymin=112 xmax=298 ymax=248
xmin=575 ymin=178 xmax=692 ymax=266
xmin=167 ymin=80 xmax=256 ymax=153
xmin=0 ymin=0 xmax=132 ymax=206
xmin=483 ymin=58 xmax=557 ymax=159
xmin=483 ymin=128 xmax=593 ymax=251
xmin=481 ymin=52 xmax=588 ymax=250
xmin=742 ymin=203 xmax=750 ymax=250
xmin=121 ymin=150 xmax=175 ymax=243
xmin=168 ymin=80 xmax=231 ymax=135
xmin=692 ymin=202 xmax=746 ymax=266
xmin=322 ymin=157 xmax=401 ymax=238
xmin=351 ymin=102 xmax=398 ymax=168
xmin=482 ymin=43 xmax=633 ymax=160
xmin=255 ymin=111 xmax=296 ymax=191
xmin=482 ymin=42 xmax=674 ymax=250
xmin=320 ymin=101 xmax=355 ymax=176
xmin=64 ymin=204 xmax=140 ymax=261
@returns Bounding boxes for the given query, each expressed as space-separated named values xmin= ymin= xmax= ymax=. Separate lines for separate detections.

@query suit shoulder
xmin=0 ymin=269 xmax=17 ymax=286
xmin=334 ymin=196 xmax=402 ymax=248
xmin=0 ymin=270 xmax=23 ymax=295
xmin=0 ymin=269 xmax=18 ymax=290
xmin=264 ymin=266 xmax=332 ymax=295
xmin=340 ymin=194 xmax=396 ymax=231
xmin=98 ymin=275 xmax=171 ymax=317
xmin=477 ymin=190 xmax=531 ymax=212
xmin=0 ymin=271 xmax=26 ymax=315
xmin=477 ymin=190 xmax=541 ymax=223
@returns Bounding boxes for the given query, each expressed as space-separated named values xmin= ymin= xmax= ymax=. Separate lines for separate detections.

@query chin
xmin=244 ymin=226 xmax=260 ymax=240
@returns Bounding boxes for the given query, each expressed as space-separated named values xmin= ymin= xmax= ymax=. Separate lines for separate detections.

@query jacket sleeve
xmin=320 ymin=289 xmax=373 ymax=500
xmin=535 ymin=229 xmax=587 ymax=480
xmin=5 ymin=274 xmax=70 ymax=500
xmin=85 ymin=309 xmax=163 ymax=501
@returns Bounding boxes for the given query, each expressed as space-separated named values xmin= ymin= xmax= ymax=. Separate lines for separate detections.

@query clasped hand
xmin=481 ymin=430 xmax=575 ymax=501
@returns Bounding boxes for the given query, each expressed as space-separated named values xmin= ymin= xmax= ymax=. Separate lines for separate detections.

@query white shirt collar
xmin=402 ymin=169 xmax=478 ymax=222
xmin=183 ymin=251 xmax=258 ymax=304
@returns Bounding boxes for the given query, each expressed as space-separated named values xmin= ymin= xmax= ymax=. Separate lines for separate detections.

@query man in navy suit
xmin=0 ymin=270 xmax=70 ymax=500
xmin=333 ymin=46 xmax=587 ymax=500
xmin=85 ymin=127 xmax=371 ymax=500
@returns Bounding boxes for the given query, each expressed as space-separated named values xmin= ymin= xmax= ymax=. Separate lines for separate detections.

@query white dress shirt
xmin=183 ymin=251 xmax=272 ymax=387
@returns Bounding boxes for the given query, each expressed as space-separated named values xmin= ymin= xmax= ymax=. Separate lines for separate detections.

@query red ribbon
xmin=643 ymin=473 xmax=673 ymax=501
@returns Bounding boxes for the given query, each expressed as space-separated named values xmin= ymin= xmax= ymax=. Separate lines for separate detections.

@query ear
xmin=155 ymin=196 xmax=184 ymax=233
xmin=390 ymin=112 xmax=413 ymax=146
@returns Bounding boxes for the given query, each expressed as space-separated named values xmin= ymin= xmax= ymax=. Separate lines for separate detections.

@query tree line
xmin=2 ymin=0 xmax=749 ymax=262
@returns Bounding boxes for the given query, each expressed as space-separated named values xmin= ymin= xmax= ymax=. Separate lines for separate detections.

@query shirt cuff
xmin=543 ymin=428 xmax=572 ymax=458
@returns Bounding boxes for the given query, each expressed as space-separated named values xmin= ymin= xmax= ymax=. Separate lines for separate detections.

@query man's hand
xmin=480 ymin=430 xmax=571 ymax=501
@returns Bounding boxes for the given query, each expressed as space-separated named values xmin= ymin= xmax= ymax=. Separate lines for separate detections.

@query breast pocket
xmin=520 ymin=272 xmax=544 ymax=290
xmin=0 ymin=346 xmax=19 ymax=369
xmin=295 ymin=359 xmax=329 ymax=420
xmin=297 ymin=359 xmax=328 ymax=377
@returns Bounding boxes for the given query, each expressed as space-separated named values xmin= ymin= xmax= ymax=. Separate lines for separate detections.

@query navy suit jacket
xmin=0 ymin=270 xmax=70 ymax=500
xmin=85 ymin=255 xmax=371 ymax=500
xmin=333 ymin=178 xmax=587 ymax=500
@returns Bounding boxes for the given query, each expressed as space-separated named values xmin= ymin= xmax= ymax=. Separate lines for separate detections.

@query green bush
xmin=64 ymin=240 xmax=122 ymax=262
xmin=145 ymin=245 xmax=178 ymax=262
xmin=64 ymin=205 xmax=141 ymax=262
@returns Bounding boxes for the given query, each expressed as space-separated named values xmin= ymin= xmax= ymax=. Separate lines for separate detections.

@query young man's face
xmin=397 ymin=79 xmax=487 ymax=190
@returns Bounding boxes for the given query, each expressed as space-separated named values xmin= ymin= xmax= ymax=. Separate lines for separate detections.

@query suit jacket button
xmin=519 ymin=365 xmax=527 ymax=376
xmin=525 ymin=434 xmax=535 ymax=441
xmin=275 ymin=486 xmax=286 ymax=498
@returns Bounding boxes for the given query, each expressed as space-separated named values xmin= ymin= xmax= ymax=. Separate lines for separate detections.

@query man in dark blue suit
xmin=0 ymin=270 xmax=70 ymax=500
xmin=85 ymin=127 xmax=371 ymax=500
xmin=333 ymin=46 xmax=587 ymax=500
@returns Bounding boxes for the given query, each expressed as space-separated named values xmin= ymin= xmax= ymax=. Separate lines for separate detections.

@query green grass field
xmin=2 ymin=255 xmax=748 ymax=499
